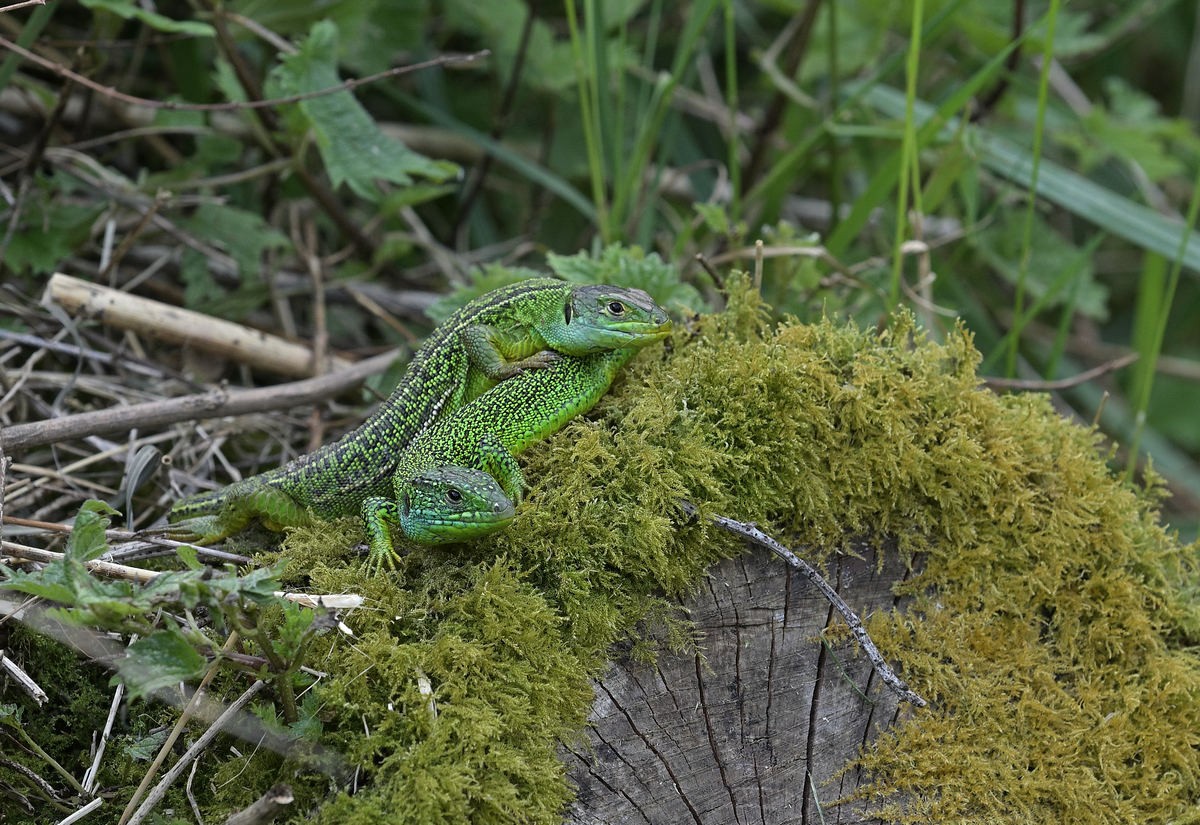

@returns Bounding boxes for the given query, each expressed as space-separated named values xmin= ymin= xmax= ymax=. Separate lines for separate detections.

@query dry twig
xmin=122 ymin=680 xmax=266 ymax=825
xmin=706 ymin=510 xmax=928 ymax=707
xmin=2 ymin=349 xmax=399 ymax=452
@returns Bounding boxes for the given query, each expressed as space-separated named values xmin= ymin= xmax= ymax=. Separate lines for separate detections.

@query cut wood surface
xmin=566 ymin=543 xmax=913 ymax=824
xmin=45 ymin=273 xmax=352 ymax=377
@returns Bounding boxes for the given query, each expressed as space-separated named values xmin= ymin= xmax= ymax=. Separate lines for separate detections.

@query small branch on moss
xmin=982 ymin=353 xmax=1139 ymax=392
xmin=55 ymin=797 xmax=104 ymax=825
xmin=224 ymin=783 xmax=294 ymax=825
xmin=704 ymin=510 xmax=928 ymax=708
xmin=123 ymin=680 xmax=266 ymax=825
xmin=0 ymin=648 xmax=48 ymax=705
xmin=1 ymin=348 xmax=399 ymax=451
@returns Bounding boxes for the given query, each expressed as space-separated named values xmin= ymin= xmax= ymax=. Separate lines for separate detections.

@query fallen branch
xmin=123 ymin=681 xmax=266 ymax=825
xmin=224 ymin=783 xmax=294 ymax=825
xmin=45 ymin=273 xmax=353 ymax=377
xmin=982 ymin=352 xmax=1139 ymax=391
xmin=1 ymin=348 xmax=399 ymax=452
xmin=0 ymin=647 xmax=48 ymax=705
xmin=704 ymin=509 xmax=928 ymax=707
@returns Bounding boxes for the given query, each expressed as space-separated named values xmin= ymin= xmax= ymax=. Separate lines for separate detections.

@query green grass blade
xmin=1007 ymin=0 xmax=1060 ymax=376
xmin=393 ymin=92 xmax=596 ymax=221
xmin=865 ymin=86 xmax=1200 ymax=274
xmin=890 ymin=0 xmax=926 ymax=308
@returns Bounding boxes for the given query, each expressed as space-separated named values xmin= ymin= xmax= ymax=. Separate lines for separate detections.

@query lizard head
xmin=543 ymin=285 xmax=672 ymax=355
xmin=397 ymin=466 xmax=516 ymax=544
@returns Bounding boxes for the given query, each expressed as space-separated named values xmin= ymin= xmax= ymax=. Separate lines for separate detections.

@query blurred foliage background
xmin=1 ymin=0 xmax=1198 ymax=536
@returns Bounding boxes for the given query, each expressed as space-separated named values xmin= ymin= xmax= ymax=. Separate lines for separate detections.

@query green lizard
xmin=363 ymin=344 xmax=663 ymax=570
xmin=165 ymin=279 xmax=670 ymax=543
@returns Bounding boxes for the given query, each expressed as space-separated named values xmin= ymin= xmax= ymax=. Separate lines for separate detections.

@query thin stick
xmin=54 ymin=798 xmax=104 ymax=825
xmin=0 ymin=0 xmax=46 ymax=13
xmin=82 ymin=681 xmax=124 ymax=794
xmin=2 ymin=349 xmax=399 ymax=451
xmin=708 ymin=512 xmax=928 ymax=707
xmin=0 ymin=36 xmax=487 ymax=113
xmin=224 ymin=783 xmax=294 ymax=825
xmin=0 ymin=648 xmax=48 ymax=705
xmin=982 ymin=352 xmax=1138 ymax=391
xmin=123 ymin=680 xmax=266 ymax=825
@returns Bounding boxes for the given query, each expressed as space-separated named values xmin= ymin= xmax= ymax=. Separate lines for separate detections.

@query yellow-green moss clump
xmin=264 ymin=280 xmax=1198 ymax=824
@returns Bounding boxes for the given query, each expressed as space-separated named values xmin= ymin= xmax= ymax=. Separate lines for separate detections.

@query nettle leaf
xmin=181 ymin=203 xmax=288 ymax=282
xmin=268 ymin=20 xmax=458 ymax=201
xmin=275 ymin=601 xmax=316 ymax=660
xmin=123 ymin=729 xmax=169 ymax=762
xmin=68 ymin=500 xmax=119 ymax=563
xmin=4 ymin=197 xmax=103 ymax=276
xmin=81 ymin=0 xmax=215 ymax=36
xmin=178 ymin=204 xmax=287 ymax=316
xmin=113 ymin=629 xmax=207 ymax=700
xmin=549 ymin=245 xmax=706 ymax=313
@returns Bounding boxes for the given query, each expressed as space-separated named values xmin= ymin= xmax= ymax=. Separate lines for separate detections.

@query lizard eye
xmin=446 ymin=488 xmax=463 ymax=504
xmin=607 ymin=300 xmax=626 ymax=315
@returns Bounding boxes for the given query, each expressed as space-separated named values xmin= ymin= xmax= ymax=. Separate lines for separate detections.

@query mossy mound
xmin=193 ymin=280 xmax=1200 ymax=821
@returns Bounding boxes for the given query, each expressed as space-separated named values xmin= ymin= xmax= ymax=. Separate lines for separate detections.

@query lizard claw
xmin=498 ymin=350 xmax=562 ymax=378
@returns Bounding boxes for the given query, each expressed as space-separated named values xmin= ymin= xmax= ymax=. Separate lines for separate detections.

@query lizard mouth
xmin=609 ymin=320 xmax=672 ymax=340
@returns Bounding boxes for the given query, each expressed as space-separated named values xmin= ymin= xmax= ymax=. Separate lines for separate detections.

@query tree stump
xmin=565 ymin=542 xmax=915 ymax=824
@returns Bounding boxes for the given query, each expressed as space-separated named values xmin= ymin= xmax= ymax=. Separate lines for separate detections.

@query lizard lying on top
xmin=163 ymin=279 xmax=671 ymax=545
xmin=362 ymin=343 xmax=669 ymax=572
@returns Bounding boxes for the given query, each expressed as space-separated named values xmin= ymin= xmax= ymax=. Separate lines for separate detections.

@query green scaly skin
xmin=164 ymin=279 xmax=670 ymax=544
xmin=375 ymin=466 xmax=516 ymax=547
xmin=363 ymin=340 xmax=668 ymax=571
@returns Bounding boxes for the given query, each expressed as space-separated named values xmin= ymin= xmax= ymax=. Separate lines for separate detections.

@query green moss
xmin=271 ymin=278 xmax=1197 ymax=822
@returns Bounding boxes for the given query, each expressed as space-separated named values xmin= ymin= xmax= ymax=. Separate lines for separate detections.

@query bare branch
xmin=982 ymin=353 xmax=1139 ymax=391
xmin=706 ymin=510 xmax=928 ymax=707
xmin=0 ymin=35 xmax=488 ymax=112
xmin=123 ymin=681 xmax=266 ymax=825
xmin=1 ymin=349 xmax=399 ymax=452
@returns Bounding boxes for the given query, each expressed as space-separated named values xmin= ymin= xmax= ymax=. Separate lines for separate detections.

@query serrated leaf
xmin=123 ymin=729 xmax=169 ymax=762
xmin=80 ymin=0 xmax=214 ymax=36
xmin=268 ymin=20 xmax=457 ymax=201
xmin=175 ymin=544 xmax=202 ymax=571
xmin=113 ymin=630 xmax=207 ymax=700
xmin=67 ymin=500 xmax=119 ymax=563
xmin=4 ymin=198 xmax=103 ymax=276
xmin=0 ymin=566 xmax=77 ymax=604
xmin=548 ymin=245 xmax=705 ymax=313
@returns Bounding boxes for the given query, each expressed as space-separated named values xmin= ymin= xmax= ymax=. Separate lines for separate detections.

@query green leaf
xmin=80 ymin=0 xmax=214 ymax=36
xmin=3 ymin=197 xmax=103 ymax=276
xmin=548 ymin=245 xmax=705 ymax=313
xmin=268 ymin=20 xmax=457 ymax=201
xmin=123 ymin=729 xmax=169 ymax=762
xmin=67 ymin=500 xmax=119 ymax=563
xmin=114 ymin=630 xmax=207 ymax=700
xmin=863 ymin=84 xmax=1200 ymax=278
xmin=175 ymin=544 xmax=202 ymax=572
